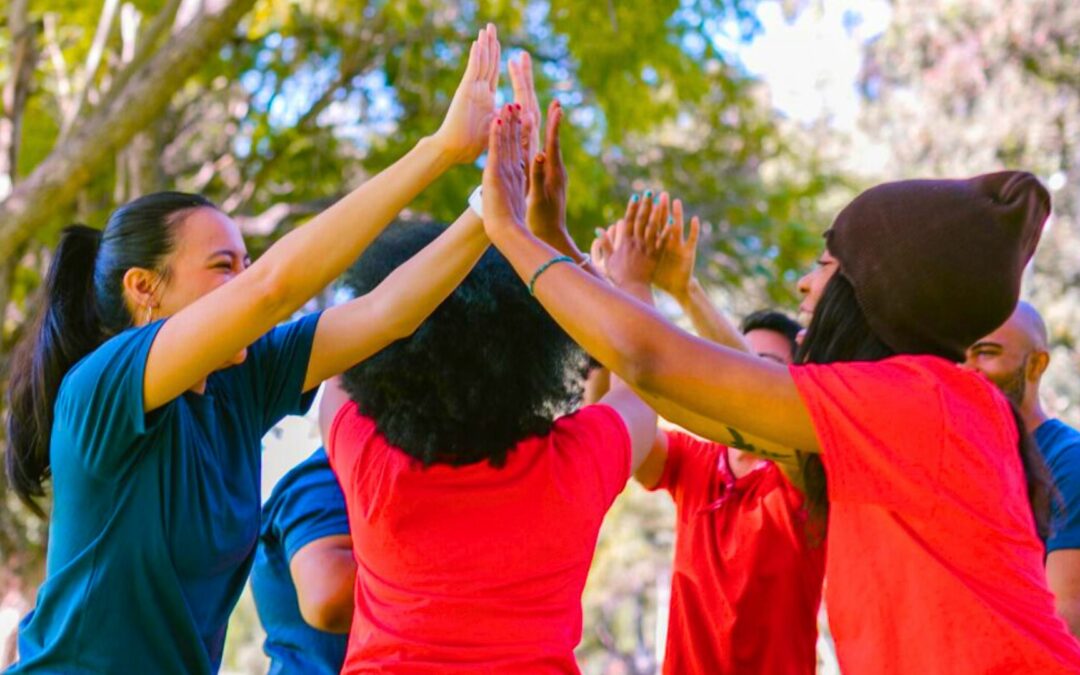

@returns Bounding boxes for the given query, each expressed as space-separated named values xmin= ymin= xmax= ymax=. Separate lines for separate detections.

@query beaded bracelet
xmin=528 ymin=255 xmax=575 ymax=296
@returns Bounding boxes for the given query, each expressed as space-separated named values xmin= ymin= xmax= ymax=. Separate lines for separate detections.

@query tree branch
xmin=0 ymin=0 xmax=259 ymax=260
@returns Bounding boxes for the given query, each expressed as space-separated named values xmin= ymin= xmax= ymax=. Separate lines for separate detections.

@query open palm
xmin=434 ymin=24 xmax=500 ymax=164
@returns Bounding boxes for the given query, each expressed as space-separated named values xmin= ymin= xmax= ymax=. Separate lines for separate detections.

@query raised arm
xmin=303 ymin=206 xmax=488 ymax=390
xmin=652 ymin=202 xmax=750 ymax=353
xmin=480 ymin=106 xmax=819 ymax=454
xmin=143 ymin=26 xmax=501 ymax=411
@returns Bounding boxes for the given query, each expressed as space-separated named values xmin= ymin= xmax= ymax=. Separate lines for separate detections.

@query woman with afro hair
xmin=318 ymin=55 xmax=657 ymax=674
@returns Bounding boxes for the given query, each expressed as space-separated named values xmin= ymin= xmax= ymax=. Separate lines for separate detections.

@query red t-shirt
xmin=650 ymin=430 xmax=825 ymax=675
xmin=326 ymin=402 xmax=630 ymax=674
xmin=791 ymin=354 xmax=1080 ymax=674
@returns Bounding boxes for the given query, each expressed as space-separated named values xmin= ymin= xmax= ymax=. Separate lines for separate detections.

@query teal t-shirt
xmin=10 ymin=312 xmax=321 ymax=674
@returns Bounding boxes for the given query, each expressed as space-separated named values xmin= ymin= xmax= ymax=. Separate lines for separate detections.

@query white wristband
xmin=468 ymin=185 xmax=483 ymax=218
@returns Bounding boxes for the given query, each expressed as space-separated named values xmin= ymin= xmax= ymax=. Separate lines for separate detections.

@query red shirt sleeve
xmin=789 ymin=356 xmax=953 ymax=517
xmin=326 ymin=400 xmax=370 ymax=488
xmin=551 ymin=404 xmax=632 ymax=510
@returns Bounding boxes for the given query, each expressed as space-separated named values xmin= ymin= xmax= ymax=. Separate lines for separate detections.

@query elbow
xmin=1057 ymin=600 xmax=1080 ymax=639
xmin=298 ymin=592 xmax=354 ymax=634
xmin=612 ymin=333 xmax=664 ymax=393
xmin=247 ymin=265 xmax=295 ymax=322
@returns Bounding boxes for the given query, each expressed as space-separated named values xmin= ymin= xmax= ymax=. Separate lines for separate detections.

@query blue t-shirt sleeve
xmin=56 ymin=322 xmax=165 ymax=475
xmin=266 ymin=452 xmax=351 ymax=563
xmin=1039 ymin=423 xmax=1080 ymax=552
xmin=231 ymin=312 xmax=322 ymax=434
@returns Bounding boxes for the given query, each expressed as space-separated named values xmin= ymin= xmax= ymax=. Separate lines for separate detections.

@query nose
xmin=796 ymin=271 xmax=811 ymax=296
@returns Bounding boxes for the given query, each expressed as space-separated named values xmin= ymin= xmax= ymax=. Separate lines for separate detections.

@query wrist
xmin=418 ymin=134 xmax=460 ymax=172
xmin=615 ymin=278 xmax=653 ymax=303
xmin=672 ymin=277 xmax=701 ymax=305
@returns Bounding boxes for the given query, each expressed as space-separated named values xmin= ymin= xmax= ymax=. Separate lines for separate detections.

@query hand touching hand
xmin=508 ymin=51 xmax=542 ymax=168
xmin=481 ymin=104 xmax=528 ymax=234
xmin=526 ymin=100 xmax=569 ymax=243
xmin=432 ymin=24 xmax=500 ymax=164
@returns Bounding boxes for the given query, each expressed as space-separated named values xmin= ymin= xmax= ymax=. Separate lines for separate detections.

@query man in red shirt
xmin=593 ymin=212 xmax=825 ymax=674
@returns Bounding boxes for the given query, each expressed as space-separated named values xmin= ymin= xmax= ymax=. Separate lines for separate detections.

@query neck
xmin=1021 ymin=396 xmax=1049 ymax=434
xmin=726 ymin=447 xmax=766 ymax=480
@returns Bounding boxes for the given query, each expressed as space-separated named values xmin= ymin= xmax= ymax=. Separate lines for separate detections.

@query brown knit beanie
xmin=825 ymin=171 xmax=1050 ymax=362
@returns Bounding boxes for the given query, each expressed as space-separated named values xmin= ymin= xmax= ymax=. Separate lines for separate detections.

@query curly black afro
xmin=339 ymin=220 xmax=587 ymax=468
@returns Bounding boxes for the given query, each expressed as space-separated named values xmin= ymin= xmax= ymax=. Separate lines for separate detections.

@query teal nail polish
xmin=631 ymin=194 xmax=639 ymax=203
xmin=644 ymin=190 xmax=653 ymax=199
xmin=594 ymin=228 xmax=606 ymax=238
xmin=653 ymin=195 xmax=660 ymax=204
xmin=668 ymin=216 xmax=674 ymax=224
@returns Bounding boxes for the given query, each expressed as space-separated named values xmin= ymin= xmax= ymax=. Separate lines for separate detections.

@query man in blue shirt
xmin=966 ymin=301 xmax=1080 ymax=637
xmin=251 ymin=447 xmax=354 ymax=674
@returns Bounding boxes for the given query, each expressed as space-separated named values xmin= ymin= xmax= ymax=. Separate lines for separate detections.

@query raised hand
xmin=606 ymin=192 xmax=670 ymax=291
xmin=432 ymin=24 xmax=500 ymax=164
xmin=508 ymin=51 xmax=542 ymax=167
xmin=526 ymin=100 xmax=569 ymax=243
xmin=482 ymin=104 xmax=528 ymax=234
xmin=653 ymin=199 xmax=701 ymax=301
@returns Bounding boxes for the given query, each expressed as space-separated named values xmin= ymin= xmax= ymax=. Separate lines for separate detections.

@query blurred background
xmin=1 ymin=0 xmax=1078 ymax=672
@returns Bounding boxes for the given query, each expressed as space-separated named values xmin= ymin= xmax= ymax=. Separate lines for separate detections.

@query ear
xmin=1028 ymin=350 xmax=1050 ymax=382
xmin=122 ymin=267 xmax=160 ymax=316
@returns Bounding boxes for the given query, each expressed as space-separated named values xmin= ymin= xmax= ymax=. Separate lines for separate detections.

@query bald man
xmin=966 ymin=301 xmax=1080 ymax=637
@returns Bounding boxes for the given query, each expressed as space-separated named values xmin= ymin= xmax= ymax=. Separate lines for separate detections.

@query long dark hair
xmin=795 ymin=272 xmax=1052 ymax=538
xmin=5 ymin=192 xmax=215 ymax=515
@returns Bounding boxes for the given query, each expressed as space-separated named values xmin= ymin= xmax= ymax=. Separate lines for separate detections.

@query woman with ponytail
xmin=4 ymin=26 xmax=502 ymax=674
xmin=480 ymin=107 xmax=1080 ymax=674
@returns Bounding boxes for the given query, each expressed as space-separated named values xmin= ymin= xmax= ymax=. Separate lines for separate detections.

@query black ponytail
xmin=7 ymin=226 xmax=104 ymax=515
xmin=5 ymin=191 xmax=216 ymax=515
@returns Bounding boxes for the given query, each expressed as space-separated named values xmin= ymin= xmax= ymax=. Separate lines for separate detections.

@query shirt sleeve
xmin=1043 ymin=429 xmax=1080 ymax=552
xmin=789 ymin=358 xmax=947 ymax=516
xmin=553 ymin=404 xmax=632 ymax=510
xmin=56 ymin=322 xmax=165 ymax=475
xmin=229 ymin=311 xmax=322 ymax=434
xmin=651 ymin=429 xmax=689 ymax=497
xmin=270 ymin=454 xmax=352 ymax=563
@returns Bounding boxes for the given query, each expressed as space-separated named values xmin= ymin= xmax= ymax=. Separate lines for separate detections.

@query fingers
xmin=645 ymin=192 xmax=669 ymax=248
xmin=687 ymin=215 xmax=701 ymax=249
xmin=530 ymin=151 xmax=546 ymax=188
xmin=475 ymin=28 xmax=489 ymax=81
xmin=487 ymin=24 xmax=500 ymax=92
xmin=613 ymin=217 xmax=631 ymax=251
xmin=545 ymin=100 xmax=562 ymax=159
xmin=465 ymin=40 xmax=479 ymax=81
xmin=621 ymin=195 xmax=640 ymax=248
xmin=672 ymin=198 xmax=685 ymax=240
xmin=591 ymin=227 xmax=614 ymax=264
xmin=507 ymin=105 xmax=524 ymax=173
xmin=633 ymin=192 xmax=655 ymax=241
xmin=509 ymin=54 xmax=525 ymax=102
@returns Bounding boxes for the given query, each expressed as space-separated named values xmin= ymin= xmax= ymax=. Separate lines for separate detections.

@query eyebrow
xmin=969 ymin=341 xmax=1002 ymax=350
xmin=207 ymin=249 xmax=251 ymax=264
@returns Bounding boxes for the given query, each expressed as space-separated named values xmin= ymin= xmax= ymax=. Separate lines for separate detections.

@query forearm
xmin=487 ymin=224 xmax=819 ymax=451
xmin=256 ymin=136 xmax=456 ymax=320
xmin=372 ymin=209 xmax=488 ymax=335
xmin=674 ymin=278 xmax=751 ymax=353
xmin=305 ymin=209 xmax=488 ymax=388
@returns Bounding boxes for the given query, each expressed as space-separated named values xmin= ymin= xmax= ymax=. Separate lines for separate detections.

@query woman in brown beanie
xmin=480 ymin=105 xmax=1080 ymax=674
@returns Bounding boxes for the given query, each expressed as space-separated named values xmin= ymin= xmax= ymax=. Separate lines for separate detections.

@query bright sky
xmin=733 ymin=0 xmax=893 ymax=130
